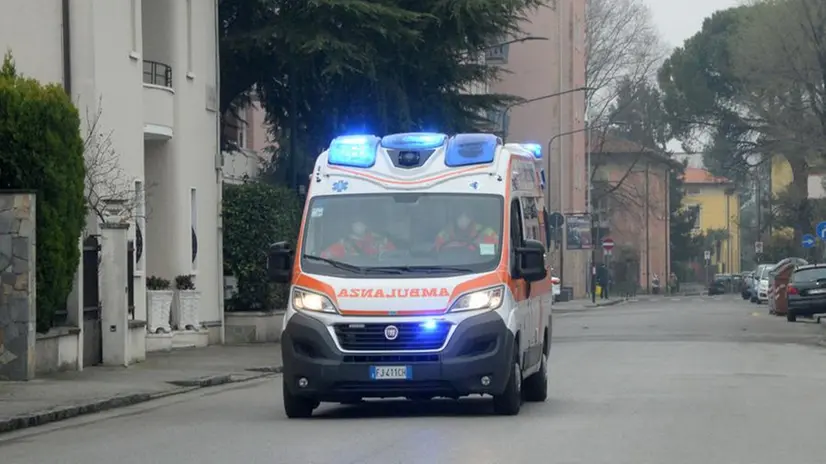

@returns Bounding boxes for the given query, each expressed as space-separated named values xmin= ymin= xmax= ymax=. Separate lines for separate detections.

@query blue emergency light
xmin=327 ymin=135 xmax=380 ymax=168
xmin=381 ymin=132 xmax=447 ymax=150
xmin=445 ymin=133 xmax=499 ymax=167
xmin=522 ymin=143 xmax=542 ymax=158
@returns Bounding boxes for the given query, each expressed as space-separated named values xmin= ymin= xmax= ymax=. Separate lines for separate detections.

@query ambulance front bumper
xmin=281 ymin=310 xmax=515 ymax=401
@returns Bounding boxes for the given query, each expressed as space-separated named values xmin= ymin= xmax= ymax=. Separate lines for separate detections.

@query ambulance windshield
xmin=300 ymin=193 xmax=504 ymax=277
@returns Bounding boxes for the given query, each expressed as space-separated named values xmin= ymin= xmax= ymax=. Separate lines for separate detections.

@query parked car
xmin=752 ymin=264 xmax=775 ymax=303
xmin=708 ymin=279 xmax=727 ymax=295
xmin=741 ymin=271 xmax=755 ymax=299
xmin=785 ymin=263 xmax=826 ymax=322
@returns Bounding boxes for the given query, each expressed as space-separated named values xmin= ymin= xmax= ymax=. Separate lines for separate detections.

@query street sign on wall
xmin=754 ymin=241 xmax=763 ymax=254
xmin=704 ymin=250 xmax=711 ymax=261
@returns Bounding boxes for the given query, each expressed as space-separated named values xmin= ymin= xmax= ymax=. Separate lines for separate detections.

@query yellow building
xmin=682 ymin=167 xmax=741 ymax=273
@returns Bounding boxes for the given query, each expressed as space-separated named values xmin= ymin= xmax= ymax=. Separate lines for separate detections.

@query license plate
xmin=370 ymin=365 xmax=411 ymax=380
xmin=809 ymin=289 xmax=826 ymax=294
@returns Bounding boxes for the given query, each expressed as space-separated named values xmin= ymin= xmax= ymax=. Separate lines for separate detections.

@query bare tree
xmin=82 ymin=105 xmax=147 ymax=223
xmin=585 ymin=0 xmax=665 ymax=124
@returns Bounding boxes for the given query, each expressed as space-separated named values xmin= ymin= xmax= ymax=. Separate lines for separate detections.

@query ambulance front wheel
xmin=492 ymin=354 xmax=522 ymax=415
xmin=283 ymin=378 xmax=319 ymax=418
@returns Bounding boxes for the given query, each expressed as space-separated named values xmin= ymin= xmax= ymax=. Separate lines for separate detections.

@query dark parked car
xmin=786 ymin=264 xmax=826 ymax=322
xmin=708 ymin=279 xmax=727 ymax=295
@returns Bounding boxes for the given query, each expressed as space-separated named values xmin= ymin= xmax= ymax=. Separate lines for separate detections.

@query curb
xmin=0 ymin=366 xmax=282 ymax=435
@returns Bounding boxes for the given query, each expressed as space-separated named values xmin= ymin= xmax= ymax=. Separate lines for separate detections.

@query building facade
xmin=0 ymin=0 xmax=224 ymax=364
xmin=682 ymin=168 xmax=741 ymax=274
xmin=591 ymin=138 xmax=676 ymax=292
xmin=487 ymin=0 xmax=589 ymax=296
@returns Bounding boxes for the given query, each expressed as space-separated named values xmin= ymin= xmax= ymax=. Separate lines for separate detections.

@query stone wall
xmin=0 ymin=192 xmax=36 ymax=381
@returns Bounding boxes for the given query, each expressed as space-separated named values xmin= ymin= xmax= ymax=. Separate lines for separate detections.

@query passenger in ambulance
xmin=434 ymin=211 xmax=499 ymax=252
xmin=321 ymin=219 xmax=396 ymax=259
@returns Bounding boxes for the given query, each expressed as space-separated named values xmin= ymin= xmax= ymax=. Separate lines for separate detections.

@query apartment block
xmin=487 ymin=0 xmax=589 ymax=296
xmin=0 ymin=0 xmax=224 ymax=368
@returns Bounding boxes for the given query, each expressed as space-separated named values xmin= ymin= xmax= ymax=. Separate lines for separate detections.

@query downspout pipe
xmin=62 ymin=0 xmax=71 ymax=95
xmin=214 ymin=0 xmax=226 ymax=344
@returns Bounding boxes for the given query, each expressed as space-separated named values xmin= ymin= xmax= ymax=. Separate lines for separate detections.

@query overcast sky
xmin=646 ymin=0 xmax=741 ymax=50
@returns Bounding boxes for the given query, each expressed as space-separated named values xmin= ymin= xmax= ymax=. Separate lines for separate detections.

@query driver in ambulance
xmin=434 ymin=209 xmax=499 ymax=252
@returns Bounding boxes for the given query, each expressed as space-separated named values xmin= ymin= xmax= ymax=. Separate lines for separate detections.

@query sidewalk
xmin=0 ymin=344 xmax=282 ymax=434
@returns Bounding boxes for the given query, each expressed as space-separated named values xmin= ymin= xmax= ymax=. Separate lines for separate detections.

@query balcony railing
xmin=143 ymin=60 xmax=172 ymax=88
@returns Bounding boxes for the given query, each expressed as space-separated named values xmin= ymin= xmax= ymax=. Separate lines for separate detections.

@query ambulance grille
xmin=333 ymin=322 xmax=451 ymax=351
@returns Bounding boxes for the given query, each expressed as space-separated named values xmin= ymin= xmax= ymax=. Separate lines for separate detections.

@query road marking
xmin=751 ymin=312 xmax=761 ymax=317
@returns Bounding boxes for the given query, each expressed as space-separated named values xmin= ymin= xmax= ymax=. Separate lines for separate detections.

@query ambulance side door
xmin=519 ymin=195 xmax=543 ymax=369
xmin=509 ymin=194 xmax=531 ymax=365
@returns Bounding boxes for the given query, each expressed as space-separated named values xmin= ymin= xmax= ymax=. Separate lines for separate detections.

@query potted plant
xmin=146 ymin=276 xmax=173 ymax=334
xmin=172 ymin=274 xmax=200 ymax=330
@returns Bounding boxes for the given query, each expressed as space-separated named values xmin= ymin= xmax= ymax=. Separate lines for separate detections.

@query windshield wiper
xmin=302 ymin=255 xmax=402 ymax=274
xmin=368 ymin=265 xmax=474 ymax=274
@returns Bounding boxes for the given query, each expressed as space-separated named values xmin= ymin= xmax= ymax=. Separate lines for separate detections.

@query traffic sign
xmin=816 ymin=221 xmax=826 ymax=239
xmin=704 ymin=250 xmax=711 ymax=260
xmin=754 ymin=241 xmax=763 ymax=253
xmin=802 ymin=234 xmax=816 ymax=248
xmin=601 ymin=237 xmax=615 ymax=250
xmin=817 ymin=222 xmax=826 ymax=239
xmin=549 ymin=212 xmax=565 ymax=227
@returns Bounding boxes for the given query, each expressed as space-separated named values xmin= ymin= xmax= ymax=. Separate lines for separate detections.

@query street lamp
xmin=500 ymin=86 xmax=593 ymax=140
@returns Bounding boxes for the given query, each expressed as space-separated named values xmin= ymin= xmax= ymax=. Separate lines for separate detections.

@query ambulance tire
xmin=493 ymin=353 xmax=522 ymax=415
xmin=283 ymin=378 xmax=318 ymax=419
xmin=523 ymin=352 xmax=548 ymax=402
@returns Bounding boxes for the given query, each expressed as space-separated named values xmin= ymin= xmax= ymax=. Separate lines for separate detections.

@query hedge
xmin=0 ymin=53 xmax=86 ymax=332
xmin=223 ymin=181 xmax=302 ymax=311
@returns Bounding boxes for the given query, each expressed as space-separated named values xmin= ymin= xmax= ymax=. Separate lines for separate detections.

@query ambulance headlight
xmin=291 ymin=288 xmax=338 ymax=314
xmin=449 ymin=286 xmax=504 ymax=312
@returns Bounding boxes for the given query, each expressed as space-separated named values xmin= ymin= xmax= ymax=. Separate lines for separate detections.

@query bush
xmin=223 ymin=181 xmax=302 ymax=311
xmin=0 ymin=53 xmax=86 ymax=332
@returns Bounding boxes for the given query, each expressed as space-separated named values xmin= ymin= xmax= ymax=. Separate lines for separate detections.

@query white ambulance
xmin=267 ymin=132 xmax=555 ymax=418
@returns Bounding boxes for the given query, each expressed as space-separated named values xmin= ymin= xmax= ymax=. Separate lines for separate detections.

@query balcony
xmin=142 ymin=60 xmax=174 ymax=141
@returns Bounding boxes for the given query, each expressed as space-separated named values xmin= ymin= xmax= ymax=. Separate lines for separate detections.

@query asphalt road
xmin=3 ymin=295 xmax=826 ymax=464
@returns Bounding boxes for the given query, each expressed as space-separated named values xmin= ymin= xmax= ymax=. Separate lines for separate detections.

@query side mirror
xmin=267 ymin=241 xmax=293 ymax=283
xmin=516 ymin=239 xmax=547 ymax=282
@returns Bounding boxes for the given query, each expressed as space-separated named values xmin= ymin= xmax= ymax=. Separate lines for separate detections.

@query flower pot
xmin=147 ymin=290 xmax=173 ymax=334
xmin=173 ymin=289 xmax=201 ymax=330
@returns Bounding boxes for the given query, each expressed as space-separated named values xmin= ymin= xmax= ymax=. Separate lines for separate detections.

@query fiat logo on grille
xmin=384 ymin=325 xmax=399 ymax=340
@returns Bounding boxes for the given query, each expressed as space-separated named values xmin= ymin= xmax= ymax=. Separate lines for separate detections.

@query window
xmin=486 ymin=109 xmax=508 ymax=135
xmin=186 ymin=0 xmax=193 ymax=73
xmin=300 ymin=193 xmax=504 ymax=277
xmin=792 ymin=267 xmax=826 ymax=282
xmin=236 ymin=124 xmax=247 ymax=149
xmin=520 ymin=197 xmax=540 ymax=241
xmin=130 ymin=0 xmax=138 ymax=53
xmin=134 ymin=180 xmax=145 ymax=273
xmin=686 ymin=187 xmax=701 ymax=195
xmin=190 ymin=188 xmax=198 ymax=271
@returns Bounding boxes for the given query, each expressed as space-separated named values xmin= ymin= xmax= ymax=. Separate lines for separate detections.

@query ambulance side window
xmin=510 ymin=198 xmax=524 ymax=249
xmin=520 ymin=197 xmax=540 ymax=241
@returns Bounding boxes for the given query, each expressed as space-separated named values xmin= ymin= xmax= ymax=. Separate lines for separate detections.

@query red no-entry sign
xmin=601 ymin=237 xmax=615 ymax=250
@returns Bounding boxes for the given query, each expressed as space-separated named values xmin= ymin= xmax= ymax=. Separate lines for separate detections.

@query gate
xmin=82 ymin=235 xmax=102 ymax=366
xmin=127 ymin=240 xmax=135 ymax=318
